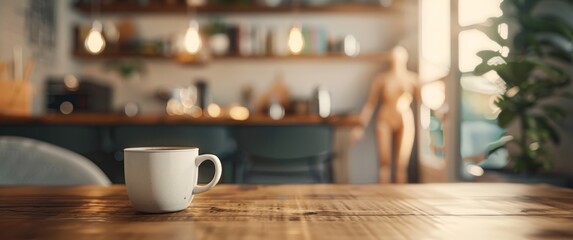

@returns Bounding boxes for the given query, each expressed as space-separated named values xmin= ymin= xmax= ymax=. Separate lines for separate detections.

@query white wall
xmin=77 ymin=13 xmax=405 ymax=114
xmin=0 ymin=0 xmax=39 ymax=111
xmin=0 ymin=0 xmax=81 ymax=114
xmin=76 ymin=3 xmax=413 ymax=184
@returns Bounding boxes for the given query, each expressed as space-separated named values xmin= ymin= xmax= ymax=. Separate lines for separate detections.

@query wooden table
xmin=1 ymin=184 xmax=572 ymax=239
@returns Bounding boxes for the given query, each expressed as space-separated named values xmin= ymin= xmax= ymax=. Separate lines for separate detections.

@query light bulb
xmin=184 ymin=20 xmax=202 ymax=54
xmin=288 ymin=24 xmax=304 ymax=55
xmin=85 ymin=21 xmax=106 ymax=54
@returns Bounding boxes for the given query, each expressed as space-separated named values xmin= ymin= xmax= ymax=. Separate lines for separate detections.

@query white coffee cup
xmin=124 ymin=147 xmax=222 ymax=213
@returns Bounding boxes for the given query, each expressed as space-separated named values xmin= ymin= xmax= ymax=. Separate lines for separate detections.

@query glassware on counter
xmin=310 ymin=86 xmax=331 ymax=118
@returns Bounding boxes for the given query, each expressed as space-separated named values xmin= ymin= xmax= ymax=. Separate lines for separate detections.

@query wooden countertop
xmin=0 ymin=113 xmax=361 ymax=127
xmin=1 ymin=184 xmax=573 ymax=239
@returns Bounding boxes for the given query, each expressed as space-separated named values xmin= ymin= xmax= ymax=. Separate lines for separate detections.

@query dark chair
xmin=0 ymin=126 xmax=101 ymax=155
xmin=232 ymin=125 xmax=334 ymax=184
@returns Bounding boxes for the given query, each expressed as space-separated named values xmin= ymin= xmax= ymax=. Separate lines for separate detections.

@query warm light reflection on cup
xmin=229 ymin=106 xmax=249 ymax=121
xmin=288 ymin=24 xmax=304 ymax=55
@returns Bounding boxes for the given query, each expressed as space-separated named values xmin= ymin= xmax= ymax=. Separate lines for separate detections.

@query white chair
xmin=0 ymin=136 xmax=111 ymax=186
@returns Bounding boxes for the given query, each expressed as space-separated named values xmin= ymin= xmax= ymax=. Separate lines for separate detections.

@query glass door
xmin=418 ymin=0 xmax=506 ymax=182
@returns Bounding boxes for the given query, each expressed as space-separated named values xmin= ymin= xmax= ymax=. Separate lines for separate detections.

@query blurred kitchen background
xmin=1 ymin=0 xmax=573 ymax=186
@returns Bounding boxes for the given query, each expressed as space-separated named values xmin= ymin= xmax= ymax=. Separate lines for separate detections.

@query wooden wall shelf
xmin=73 ymin=51 xmax=389 ymax=63
xmin=73 ymin=3 xmax=396 ymax=15
xmin=0 ymin=113 xmax=361 ymax=127
xmin=73 ymin=51 xmax=169 ymax=60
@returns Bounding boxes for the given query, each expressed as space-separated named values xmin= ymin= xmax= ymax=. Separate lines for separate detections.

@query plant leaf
xmin=542 ymin=159 xmax=553 ymax=170
xmin=560 ymin=0 xmax=573 ymax=6
xmin=533 ymin=115 xmax=560 ymax=144
xmin=494 ymin=61 xmax=536 ymax=86
xmin=520 ymin=15 xmax=573 ymax=42
xmin=520 ymin=0 xmax=543 ymax=13
xmin=484 ymin=135 xmax=514 ymax=157
xmin=546 ymin=49 xmax=573 ymax=63
xmin=477 ymin=50 xmax=504 ymax=63
xmin=542 ymin=105 xmax=567 ymax=121
xmin=537 ymin=38 xmax=573 ymax=63
xmin=513 ymin=30 xmax=536 ymax=55
xmin=511 ymin=61 xmax=538 ymax=83
xmin=532 ymin=60 xmax=567 ymax=79
xmin=560 ymin=92 xmax=573 ymax=99
xmin=474 ymin=61 xmax=495 ymax=76
xmin=498 ymin=110 xmax=517 ymax=127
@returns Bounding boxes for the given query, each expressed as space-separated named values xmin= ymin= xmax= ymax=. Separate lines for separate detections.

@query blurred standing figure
xmin=352 ymin=46 xmax=418 ymax=184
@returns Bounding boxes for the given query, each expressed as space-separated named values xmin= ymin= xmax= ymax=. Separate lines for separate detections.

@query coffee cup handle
xmin=193 ymin=154 xmax=222 ymax=194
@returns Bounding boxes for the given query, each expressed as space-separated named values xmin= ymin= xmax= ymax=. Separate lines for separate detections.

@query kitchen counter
xmin=0 ymin=113 xmax=359 ymax=183
xmin=0 ymin=113 xmax=361 ymax=127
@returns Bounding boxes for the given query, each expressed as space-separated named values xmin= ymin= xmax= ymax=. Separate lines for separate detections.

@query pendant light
xmin=85 ymin=21 xmax=106 ymax=54
xmin=288 ymin=23 xmax=304 ymax=55
xmin=184 ymin=19 xmax=202 ymax=54
xmin=85 ymin=0 xmax=106 ymax=54
xmin=287 ymin=0 xmax=304 ymax=55
xmin=183 ymin=0 xmax=203 ymax=54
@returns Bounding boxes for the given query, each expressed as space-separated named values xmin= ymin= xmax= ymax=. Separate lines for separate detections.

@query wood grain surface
xmin=1 ymin=184 xmax=572 ymax=239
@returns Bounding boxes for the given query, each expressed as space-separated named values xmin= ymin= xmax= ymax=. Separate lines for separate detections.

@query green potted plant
xmin=474 ymin=0 xmax=573 ymax=174
xmin=104 ymin=60 xmax=146 ymax=81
